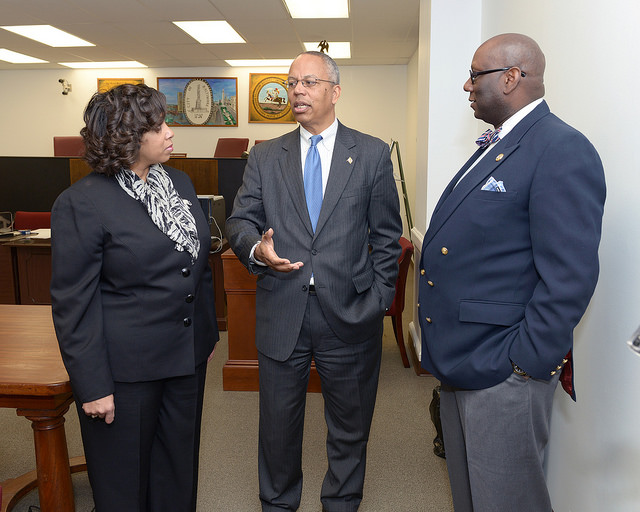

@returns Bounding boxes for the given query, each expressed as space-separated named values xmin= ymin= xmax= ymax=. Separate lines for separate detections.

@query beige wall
xmin=411 ymin=1 xmax=640 ymax=511
xmin=480 ymin=1 xmax=640 ymax=511
xmin=0 ymin=65 xmax=411 ymax=238
xmin=0 ymin=65 xmax=407 ymax=161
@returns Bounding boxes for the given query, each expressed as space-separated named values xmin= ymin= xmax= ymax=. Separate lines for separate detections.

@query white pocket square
xmin=481 ymin=176 xmax=506 ymax=192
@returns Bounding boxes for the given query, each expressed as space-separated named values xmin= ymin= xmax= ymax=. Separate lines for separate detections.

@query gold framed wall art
xmin=157 ymin=77 xmax=238 ymax=127
xmin=97 ymin=78 xmax=144 ymax=93
xmin=248 ymin=73 xmax=295 ymax=124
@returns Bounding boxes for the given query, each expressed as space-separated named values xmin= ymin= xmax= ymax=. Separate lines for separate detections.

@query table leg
xmin=17 ymin=400 xmax=75 ymax=512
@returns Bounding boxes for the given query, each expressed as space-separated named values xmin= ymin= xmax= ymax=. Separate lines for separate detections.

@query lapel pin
xmin=495 ymin=153 xmax=504 ymax=162
xmin=347 ymin=157 xmax=353 ymax=164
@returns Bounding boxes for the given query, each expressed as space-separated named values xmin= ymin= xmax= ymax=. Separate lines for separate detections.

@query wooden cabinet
xmin=0 ymin=238 xmax=52 ymax=305
xmin=0 ymin=238 xmax=229 ymax=331
xmin=0 ymin=243 xmax=17 ymax=303
xmin=221 ymin=248 xmax=321 ymax=392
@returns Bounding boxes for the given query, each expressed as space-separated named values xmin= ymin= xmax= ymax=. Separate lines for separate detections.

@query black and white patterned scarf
xmin=116 ymin=164 xmax=200 ymax=263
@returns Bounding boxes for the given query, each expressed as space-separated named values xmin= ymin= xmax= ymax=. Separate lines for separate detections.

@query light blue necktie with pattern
xmin=304 ymin=134 xmax=323 ymax=232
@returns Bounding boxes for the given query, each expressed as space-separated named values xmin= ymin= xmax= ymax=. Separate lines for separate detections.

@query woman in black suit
xmin=50 ymin=84 xmax=219 ymax=511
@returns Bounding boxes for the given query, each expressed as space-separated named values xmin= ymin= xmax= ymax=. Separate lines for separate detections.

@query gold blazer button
xmin=441 ymin=247 xmax=449 ymax=255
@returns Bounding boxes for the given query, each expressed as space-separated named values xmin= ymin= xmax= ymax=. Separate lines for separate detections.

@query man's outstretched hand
xmin=254 ymin=228 xmax=304 ymax=273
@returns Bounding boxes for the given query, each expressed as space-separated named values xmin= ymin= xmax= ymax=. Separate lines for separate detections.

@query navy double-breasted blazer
xmin=418 ymin=101 xmax=606 ymax=396
xmin=50 ymin=166 xmax=219 ymax=404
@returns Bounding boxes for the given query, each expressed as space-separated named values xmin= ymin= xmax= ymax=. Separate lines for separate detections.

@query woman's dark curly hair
xmin=81 ymin=83 xmax=167 ymax=176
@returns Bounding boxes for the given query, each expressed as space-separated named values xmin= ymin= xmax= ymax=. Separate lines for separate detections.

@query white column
xmin=409 ymin=0 xmax=482 ymax=365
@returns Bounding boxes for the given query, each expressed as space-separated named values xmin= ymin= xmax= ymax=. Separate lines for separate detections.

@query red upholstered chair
xmin=214 ymin=138 xmax=249 ymax=158
xmin=53 ymin=136 xmax=85 ymax=157
xmin=13 ymin=211 xmax=51 ymax=230
xmin=254 ymin=139 xmax=267 ymax=145
xmin=386 ymin=236 xmax=414 ymax=367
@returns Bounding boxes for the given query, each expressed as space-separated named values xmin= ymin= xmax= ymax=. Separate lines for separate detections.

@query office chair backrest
xmin=387 ymin=236 xmax=414 ymax=316
xmin=14 ymin=211 xmax=51 ymax=230
xmin=214 ymin=138 xmax=249 ymax=158
xmin=53 ymin=136 xmax=85 ymax=157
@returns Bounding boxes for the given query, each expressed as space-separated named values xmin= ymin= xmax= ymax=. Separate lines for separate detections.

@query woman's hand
xmin=82 ymin=394 xmax=115 ymax=424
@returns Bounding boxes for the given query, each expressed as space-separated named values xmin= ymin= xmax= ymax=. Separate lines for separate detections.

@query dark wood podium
xmin=221 ymin=249 xmax=321 ymax=392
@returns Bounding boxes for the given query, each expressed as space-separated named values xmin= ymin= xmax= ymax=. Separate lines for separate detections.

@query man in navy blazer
xmin=227 ymin=51 xmax=402 ymax=511
xmin=418 ymin=34 xmax=605 ymax=511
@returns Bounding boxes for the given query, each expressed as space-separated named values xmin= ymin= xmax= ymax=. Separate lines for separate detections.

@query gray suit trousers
xmin=258 ymin=293 xmax=383 ymax=512
xmin=440 ymin=372 xmax=560 ymax=512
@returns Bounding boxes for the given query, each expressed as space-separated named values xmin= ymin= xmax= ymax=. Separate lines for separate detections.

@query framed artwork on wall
xmin=157 ymin=77 xmax=238 ymax=127
xmin=97 ymin=78 xmax=144 ymax=93
xmin=248 ymin=73 xmax=295 ymax=124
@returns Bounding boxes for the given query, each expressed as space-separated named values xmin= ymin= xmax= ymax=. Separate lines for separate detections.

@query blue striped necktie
xmin=304 ymin=134 xmax=323 ymax=232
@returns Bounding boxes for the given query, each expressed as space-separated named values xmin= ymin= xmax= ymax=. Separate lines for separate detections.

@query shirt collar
xmin=499 ymin=98 xmax=544 ymax=139
xmin=300 ymin=118 xmax=338 ymax=149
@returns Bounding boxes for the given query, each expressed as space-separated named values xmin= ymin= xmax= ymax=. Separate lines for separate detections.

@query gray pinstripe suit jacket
xmin=227 ymin=122 xmax=402 ymax=361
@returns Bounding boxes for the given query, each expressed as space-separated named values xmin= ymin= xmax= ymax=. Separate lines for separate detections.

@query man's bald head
xmin=480 ymin=33 xmax=546 ymax=100
xmin=465 ymin=33 xmax=546 ymax=127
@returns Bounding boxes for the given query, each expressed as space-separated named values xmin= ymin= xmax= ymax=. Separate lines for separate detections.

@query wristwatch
xmin=511 ymin=361 xmax=529 ymax=377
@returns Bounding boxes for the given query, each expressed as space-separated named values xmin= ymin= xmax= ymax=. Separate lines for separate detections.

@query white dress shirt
xmin=456 ymin=98 xmax=544 ymax=187
xmin=249 ymin=118 xmax=339 ymax=277
xmin=299 ymin=118 xmax=339 ymax=196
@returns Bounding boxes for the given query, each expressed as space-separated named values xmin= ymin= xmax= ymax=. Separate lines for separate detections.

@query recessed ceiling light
xmin=0 ymin=48 xmax=48 ymax=64
xmin=59 ymin=61 xmax=147 ymax=69
xmin=303 ymin=42 xmax=351 ymax=59
xmin=1 ymin=25 xmax=94 ymax=47
xmin=282 ymin=0 xmax=349 ymax=18
xmin=173 ymin=21 xmax=245 ymax=44
xmin=225 ymin=59 xmax=293 ymax=67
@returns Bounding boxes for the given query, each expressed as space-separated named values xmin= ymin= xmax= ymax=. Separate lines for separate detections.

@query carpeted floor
xmin=0 ymin=267 xmax=453 ymax=511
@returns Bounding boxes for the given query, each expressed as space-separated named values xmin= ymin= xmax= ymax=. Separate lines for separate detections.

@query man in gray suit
xmin=227 ymin=51 xmax=402 ymax=511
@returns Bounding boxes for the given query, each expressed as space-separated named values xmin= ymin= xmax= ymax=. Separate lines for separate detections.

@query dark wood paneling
xmin=70 ymin=157 xmax=219 ymax=196
xmin=166 ymin=158 xmax=218 ymax=195
xmin=69 ymin=158 xmax=91 ymax=184
xmin=0 ymin=244 xmax=17 ymax=304
xmin=0 ymin=157 xmax=70 ymax=213
xmin=3 ymin=157 xmax=230 ymax=216
xmin=215 ymin=158 xmax=247 ymax=219
xmin=16 ymin=244 xmax=52 ymax=305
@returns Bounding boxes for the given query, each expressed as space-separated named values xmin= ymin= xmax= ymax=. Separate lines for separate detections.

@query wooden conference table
xmin=0 ymin=305 xmax=85 ymax=512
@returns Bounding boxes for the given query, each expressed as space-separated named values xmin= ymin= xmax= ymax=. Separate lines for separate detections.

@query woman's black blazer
xmin=50 ymin=166 xmax=219 ymax=404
